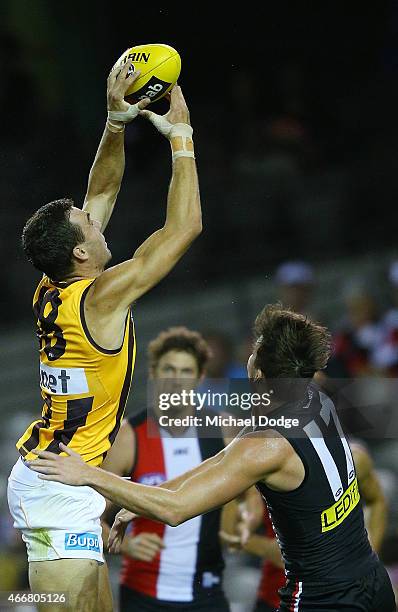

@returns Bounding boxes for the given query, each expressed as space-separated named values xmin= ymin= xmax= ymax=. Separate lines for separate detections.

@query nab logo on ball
xmin=65 ymin=532 xmax=100 ymax=553
xmin=133 ymin=76 xmax=170 ymax=101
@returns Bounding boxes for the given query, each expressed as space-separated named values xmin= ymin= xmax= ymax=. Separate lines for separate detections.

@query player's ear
xmin=72 ymin=245 xmax=89 ymax=263
xmin=247 ymin=354 xmax=257 ymax=379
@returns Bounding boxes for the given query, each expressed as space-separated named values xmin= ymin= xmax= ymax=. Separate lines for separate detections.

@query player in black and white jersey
xmin=28 ymin=305 xmax=396 ymax=611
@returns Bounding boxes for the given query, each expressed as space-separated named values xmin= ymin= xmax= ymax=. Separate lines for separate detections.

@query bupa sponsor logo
xmin=40 ymin=363 xmax=88 ymax=395
xmin=65 ymin=532 xmax=100 ymax=552
xmin=321 ymin=477 xmax=360 ymax=533
xmin=138 ymin=472 xmax=166 ymax=486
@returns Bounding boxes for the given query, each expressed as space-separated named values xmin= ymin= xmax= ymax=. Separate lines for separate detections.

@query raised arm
xmin=86 ymin=85 xmax=201 ymax=316
xmin=83 ymin=60 xmax=150 ymax=232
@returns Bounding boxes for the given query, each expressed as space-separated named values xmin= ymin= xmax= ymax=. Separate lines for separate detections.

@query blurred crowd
xmin=202 ymin=258 xmax=398 ymax=380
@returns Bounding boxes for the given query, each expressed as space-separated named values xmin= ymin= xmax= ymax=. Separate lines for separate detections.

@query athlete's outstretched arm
xmin=28 ymin=433 xmax=288 ymax=527
xmin=83 ymin=61 xmax=150 ymax=232
xmin=86 ymin=85 xmax=201 ymax=313
xmin=104 ymin=434 xmax=233 ymax=550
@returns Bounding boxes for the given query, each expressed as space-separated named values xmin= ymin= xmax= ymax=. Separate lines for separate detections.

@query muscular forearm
xmin=89 ymin=454 xmax=223 ymax=521
xmin=84 ymin=443 xmax=243 ymax=528
xmin=159 ymin=452 xmax=223 ymax=491
xmin=86 ymin=467 xmax=181 ymax=526
xmin=83 ymin=125 xmax=125 ymax=226
xmin=164 ymin=158 xmax=201 ymax=233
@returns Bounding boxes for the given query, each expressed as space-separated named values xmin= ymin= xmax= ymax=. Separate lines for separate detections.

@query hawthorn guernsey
xmin=16 ymin=275 xmax=136 ymax=466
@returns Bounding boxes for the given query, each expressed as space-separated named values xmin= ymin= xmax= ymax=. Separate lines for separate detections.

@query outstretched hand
xmin=27 ymin=443 xmax=90 ymax=486
xmin=108 ymin=508 xmax=137 ymax=554
xmin=107 ymin=59 xmax=150 ymax=119
xmin=139 ymin=85 xmax=191 ymax=138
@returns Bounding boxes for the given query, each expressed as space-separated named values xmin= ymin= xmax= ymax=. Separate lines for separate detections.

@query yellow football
xmin=113 ymin=43 xmax=181 ymax=103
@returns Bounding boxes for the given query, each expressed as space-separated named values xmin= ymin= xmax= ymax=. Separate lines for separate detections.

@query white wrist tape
xmin=170 ymin=123 xmax=195 ymax=160
xmin=172 ymin=149 xmax=195 ymax=160
xmin=106 ymin=119 xmax=125 ymax=133
xmin=143 ymin=113 xmax=193 ymax=139
xmin=170 ymin=123 xmax=194 ymax=139
xmin=108 ymin=102 xmax=141 ymax=124
xmin=143 ymin=115 xmax=195 ymax=159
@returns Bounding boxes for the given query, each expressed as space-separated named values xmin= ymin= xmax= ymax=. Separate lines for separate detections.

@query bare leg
xmin=29 ymin=559 xmax=99 ymax=612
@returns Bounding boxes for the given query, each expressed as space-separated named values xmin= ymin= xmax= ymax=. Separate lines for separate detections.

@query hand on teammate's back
xmin=27 ymin=442 xmax=88 ymax=485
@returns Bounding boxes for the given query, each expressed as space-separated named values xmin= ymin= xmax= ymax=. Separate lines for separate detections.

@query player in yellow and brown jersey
xmin=7 ymin=58 xmax=201 ymax=612
xmin=17 ymin=274 xmax=136 ymax=467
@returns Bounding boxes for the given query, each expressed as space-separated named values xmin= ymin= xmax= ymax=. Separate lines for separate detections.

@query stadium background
xmin=1 ymin=1 xmax=398 ymax=609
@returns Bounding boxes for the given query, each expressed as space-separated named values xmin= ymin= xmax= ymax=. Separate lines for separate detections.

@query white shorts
xmin=7 ymin=457 xmax=106 ymax=563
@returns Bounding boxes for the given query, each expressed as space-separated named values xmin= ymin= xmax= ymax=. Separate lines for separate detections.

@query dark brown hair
xmin=148 ymin=327 xmax=211 ymax=375
xmin=253 ymin=304 xmax=332 ymax=379
xmin=22 ymin=198 xmax=85 ymax=281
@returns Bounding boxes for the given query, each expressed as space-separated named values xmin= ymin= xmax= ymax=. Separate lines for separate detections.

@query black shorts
xmin=253 ymin=599 xmax=277 ymax=612
xmin=119 ymin=585 xmax=230 ymax=612
xmin=278 ymin=562 xmax=395 ymax=611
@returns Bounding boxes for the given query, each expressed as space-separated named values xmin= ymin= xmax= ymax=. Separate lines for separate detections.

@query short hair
xmin=148 ymin=326 xmax=211 ymax=375
xmin=22 ymin=198 xmax=85 ymax=281
xmin=253 ymin=304 xmax=331 ymax=380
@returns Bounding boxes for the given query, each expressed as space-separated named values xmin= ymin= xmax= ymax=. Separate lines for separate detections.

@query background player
xmin=7 ymin=60 xmax=201 ymax=612
xmin=28 ymin=305 xmax=396 ymax=610
xmin=101 ymin=326 xmax=230 ymax=611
